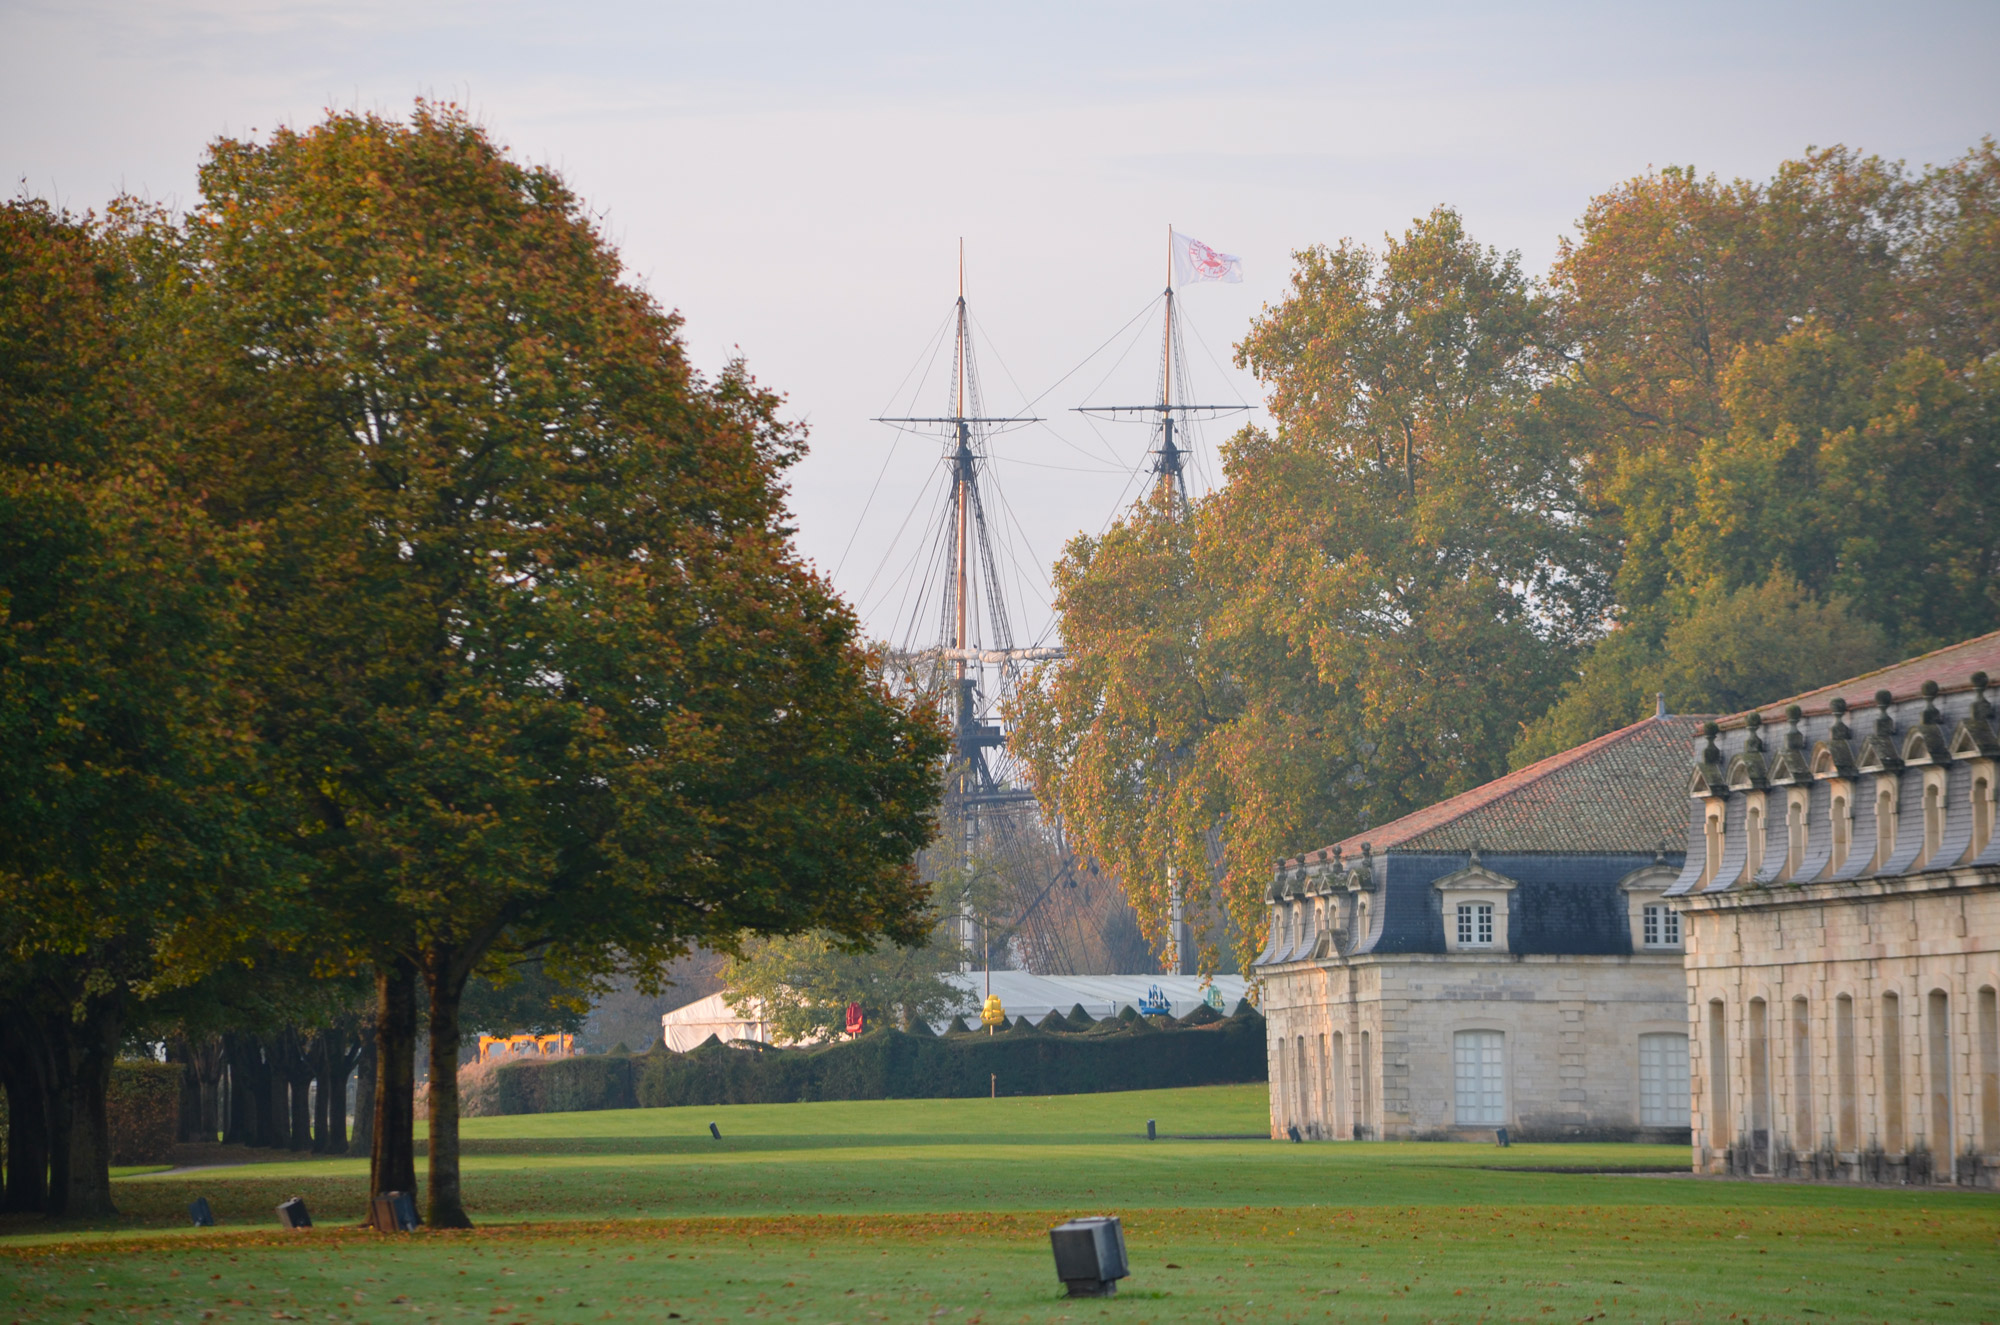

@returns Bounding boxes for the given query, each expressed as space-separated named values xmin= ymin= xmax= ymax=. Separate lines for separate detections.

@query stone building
xmin=1666 ymin=631 xmax=2000 ymax=1186
xmin=1256 ymin=711 xmax=1706 ymax=1142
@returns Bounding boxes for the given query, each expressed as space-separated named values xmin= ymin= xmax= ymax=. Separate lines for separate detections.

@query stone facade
xmin=1257 ymin=715 xmax=1704 ymax=1142
xmin=1667 ymin=637 xmax=2000 ymax=1188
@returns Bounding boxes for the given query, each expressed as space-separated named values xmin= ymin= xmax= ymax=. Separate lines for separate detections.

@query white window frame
xmin=1619 ymin=864 xmax=1683 ymax=953
xmin=1453 ymin=1028 xmax=1507 ymax=1125
xmin=1434 ymin=864 xmax=1517 ymax=954
xmin=1639 ymin=1031 xmax=1691 ymax=1127
xmin=1456 ymin=901 xmax=1494 ymax=947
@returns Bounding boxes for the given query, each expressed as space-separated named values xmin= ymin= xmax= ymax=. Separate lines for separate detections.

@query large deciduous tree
xmin=1017 ymin=209 xmax=1601 ymax=974
xmin=172 ymin=104 xmax=945 ymax=1227
xmin=1519 ymin=140 xmax=2000 ymax=759
xmin=0 ymin=201 xmax=269 ymax=1216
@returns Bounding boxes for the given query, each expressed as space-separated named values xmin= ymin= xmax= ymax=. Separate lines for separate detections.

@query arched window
xmin=1831 ymin=794 xmax=1850 ymax=870
xmin=1928 ymin=990 xmax=1953 ymax=1174
xmin=1979 ymin=987 xmax=1999 ymax=1154
xmin=1974 ymin=775 xmax=1994 ymax=859
xmin=1790 ymin=997 xmax=1813 ymax=1148
xmin=1746 ymin=805 xmax=1764 ymax=878
xmin=1703 ymin=809 xmax=1725 ymax=887
xmin=1835 ymin=994 xmax=1858 ymax=1151
xmin=1330 ymin=1030 xmax=1349 ymax=1139
xmin=1876 ymin=787 xmax=1898 ymax=872
xmin=1881 ymin=991 xmax=1906 ymax=1152
xmin=1359 ymin=1030 xmax=1375 ymax=1139
xmin=1707 ymin=999 xmax=1731 ymax=1148
xmin=1923 ymin=783 xmax=1944 ymax=868
xmin=1748 ymin=998 xmax=1771 ymax=1173
xmin=1787 ymin=799 xmax=1807 ymax=880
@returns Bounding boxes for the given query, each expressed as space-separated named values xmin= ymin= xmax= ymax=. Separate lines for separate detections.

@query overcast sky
xmin=6 ymin=1 xmax=1997 ymax=648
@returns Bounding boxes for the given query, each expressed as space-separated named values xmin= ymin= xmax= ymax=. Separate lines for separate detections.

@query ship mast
xmin=874 ymin=246 xmax=1056 ymax=970
xmin=1075 ymin=226 xmax=1252 ymax=974
xmin=1076 ymin=224 xmax=1249 ymax=514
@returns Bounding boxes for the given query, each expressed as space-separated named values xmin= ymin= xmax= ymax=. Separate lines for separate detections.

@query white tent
xmin=661 ymin=973 xmax=1250 ymax=1048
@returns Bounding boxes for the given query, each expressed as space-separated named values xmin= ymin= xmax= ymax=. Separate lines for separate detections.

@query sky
xmin=6 ymin=1 xmax=1998 ymax=650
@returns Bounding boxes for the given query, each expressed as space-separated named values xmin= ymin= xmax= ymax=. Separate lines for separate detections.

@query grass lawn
xmin=4 ymin=1085 xmax=1996 ymax=1323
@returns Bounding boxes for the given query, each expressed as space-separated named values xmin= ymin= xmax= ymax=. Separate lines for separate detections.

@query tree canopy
xmin=1017 ymin=141 xmax=2000 ymax=974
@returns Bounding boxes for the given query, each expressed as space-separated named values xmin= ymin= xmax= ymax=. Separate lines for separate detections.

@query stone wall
xmin=1681 ymin=868 xmax=2000 ymax=1187
xmin=1263 ymin=953 xmax=1687 ymax=1141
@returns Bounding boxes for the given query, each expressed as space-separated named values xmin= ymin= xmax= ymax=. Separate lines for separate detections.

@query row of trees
xmin=1015 ymin=141 xmax=1999 ymax=974
xmin=0 ymin=103 xmax=946 ymax=1224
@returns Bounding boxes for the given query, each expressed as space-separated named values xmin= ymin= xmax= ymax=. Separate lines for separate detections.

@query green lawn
xmin=4 ymin=1085 xmax=1997 ymax=1323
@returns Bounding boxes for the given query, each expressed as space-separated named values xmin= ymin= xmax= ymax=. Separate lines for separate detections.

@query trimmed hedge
xmin=490 ymin=1052 xmax=638 ymax=1115
xmin=486 ymin=1008 xmax=1266 ymax=1113
xmin=108 ymin=1060 xmax=181 ymax=1165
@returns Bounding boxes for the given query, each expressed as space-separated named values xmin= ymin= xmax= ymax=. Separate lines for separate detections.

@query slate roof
xmin=1716 ymin=628 xmax=2000 ymax=730
xmin=1297 ymin=714 xmax=1711 ymax=859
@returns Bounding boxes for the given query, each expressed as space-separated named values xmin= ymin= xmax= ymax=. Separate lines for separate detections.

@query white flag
xmin=1172 ymin=230 xmax=1243 ymax=285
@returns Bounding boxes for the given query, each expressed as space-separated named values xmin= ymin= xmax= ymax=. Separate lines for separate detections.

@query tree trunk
xmin=36 ymin=1013 xmax=74 ymax=1216
xmin=262 ymin=1040 xmax=290 ymax=1152
xmin=320 ymin=1020 xmax=360 ymax=1160
xmin=55 ymin=994 xmax=122 ymax=1218
xmin=194 ymin=1037 xmax=224 ymax=1141
xmin=349 ymin=1035 xmax=375 ymax=1155
xmin=423 ymin=946 xmax=474 ymax=1229
xmin=0 ymin=1015 xmax=51 ymax=1213
xmin=221 ymin=1034 xmax=255 ymax=1146
xmin=277 ymin=1028 xmax=313 ymax=1152
xmin=369 ymin=957 xmax=420 ymax=1209
xmin=311 ymin=1035 xmax=332 ymax=1154
xmin=171 ymin=1039 xmax=203 ymax=1143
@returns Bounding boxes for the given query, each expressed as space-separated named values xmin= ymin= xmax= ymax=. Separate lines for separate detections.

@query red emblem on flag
xmin=1187 ymin=238 xmax=1230 ymax=279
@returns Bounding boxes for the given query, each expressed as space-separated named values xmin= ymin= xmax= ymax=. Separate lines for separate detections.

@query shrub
xmin=107 ymin=1060 xmax=180 ymax=1165
xmin=480 ymin=1006 xmax=1269 ymax=1113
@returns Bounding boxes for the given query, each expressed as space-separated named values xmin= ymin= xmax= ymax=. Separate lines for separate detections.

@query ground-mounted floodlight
xmin=1049 ymin=1216 xmax=1129 ymax=1298
xmin=187 ymin=1196 xmax=214 ymax=1227
xmin=370 ymin=1190 xmax=419 ymax=1232
xmin=275 ymin=1197 xmax=312 ymax=1229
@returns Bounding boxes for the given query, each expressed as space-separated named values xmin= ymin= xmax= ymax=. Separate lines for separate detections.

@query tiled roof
xmin=1718 ymin=628 xmax=2000 ymax=730
xmin=1292 ymin=714 xmax=1711 ymax=860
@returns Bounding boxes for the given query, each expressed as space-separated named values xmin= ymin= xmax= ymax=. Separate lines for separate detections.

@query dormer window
xmin=1874 ymin=784 xmax=1898 ymax=871
xmin=1830 ymin=786 xmax=1851 ymax=870
xmin=1434 ymin=861 xmax=1517 ymax=954
xmin=1620 ymin=862 xmax=1683 ymax=953
xmin=1702 ymin=807 xmax=1725 ymax=888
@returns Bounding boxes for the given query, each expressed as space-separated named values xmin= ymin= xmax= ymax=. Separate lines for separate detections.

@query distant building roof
xmin=1288 ymin=714 xmax=1711 ymax=861
xmin=1717 ymin=627 xmax=2000 ymax=729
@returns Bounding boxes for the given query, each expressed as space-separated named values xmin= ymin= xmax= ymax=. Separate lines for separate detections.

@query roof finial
xmin=1655 ymin=692 xmax=1667 ymax=719
xmin=1744 ymin=710 xmax=1765 ymax=753
xmin=1701 ymin=720 xmax=1722 ymax=766
xmin=1874 ymin=688 xmax=1897 ymax=739
xmin=1921 ymin=679 xmax=1943 ymax=726
xmin=1785 ymin=704 xmax=1806 ymax=751
xmin=1975 ymin=671 xmax=1994 ymax=724
xmin=1829 ymin=696 xmax=1851 ymax=741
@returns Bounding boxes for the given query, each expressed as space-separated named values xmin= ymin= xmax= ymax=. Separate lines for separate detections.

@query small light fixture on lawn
xmin=709 ymin=1121 xmax=721 ymax=1139
xmin=275 ymin=1196 xmax=312 ymax=1229
xmin=1049 ymin=1216 xmax=1129 ymax=1298
xmin=187 ymin=1196 xmax=214 ymax=1227
xmin=370 ymin=1191 xmax=420 ymax=1232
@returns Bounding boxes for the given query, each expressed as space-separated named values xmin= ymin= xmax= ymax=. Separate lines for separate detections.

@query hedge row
xmin=489 ymin=1006 xmax=1266 ymax=1113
